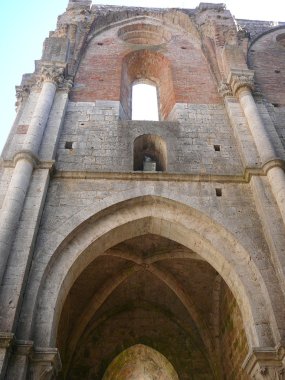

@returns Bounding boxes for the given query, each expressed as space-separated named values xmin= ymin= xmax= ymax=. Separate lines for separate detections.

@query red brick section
xmin=249 ymin=29 xmax=285 ymax=105
xmin=16 ymin=125 xmax=29 ymax=134
xmin=219 ymin=282 xmax=250 ymax=380
xmin=121 ymin=50 xmax=175 ymax=120
xmin=70 ymin=22 xmax=222 ymax=111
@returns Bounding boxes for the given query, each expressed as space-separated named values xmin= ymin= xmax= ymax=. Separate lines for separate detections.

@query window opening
xmin=133 ymin=134 xmax=167 ymax=172
xmin=65 ymin=141 xmax=73 ymax=150
xmin=216 ymin=188 xmax=222 ymax=197
xmin=132 ymin=83 xmax=159 ymax=121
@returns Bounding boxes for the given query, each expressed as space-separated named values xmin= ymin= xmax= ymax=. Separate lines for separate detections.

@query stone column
xmin=243 ymin=347 xmax=285 ymax=379
xmin=0 ymin=66 xmax=64 ymax=377
xmin=228 ymin=69 xmax=285 ymax=224
xmin=0 ymin=65 xmax=64 ymax=286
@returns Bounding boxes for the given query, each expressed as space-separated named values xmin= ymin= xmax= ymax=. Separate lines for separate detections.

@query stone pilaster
xmin=243 ymin=347 xmax=285 ymax=379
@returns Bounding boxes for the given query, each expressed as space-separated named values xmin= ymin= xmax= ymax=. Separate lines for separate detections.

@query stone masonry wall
xmin=219 ymin=282 xmax=250 ymax=380
xmin=55 ymin=100 xmax=244 ymax=174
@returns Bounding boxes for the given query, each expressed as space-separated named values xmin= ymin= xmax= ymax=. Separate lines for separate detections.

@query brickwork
xmin=70 ymin=11 xmax=221 ymax=107
xmin=248 ymin=28 xmax=285 ymax=106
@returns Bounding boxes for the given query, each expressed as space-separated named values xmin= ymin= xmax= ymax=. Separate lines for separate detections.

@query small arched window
xmin=132 ymin=82 xmax=159 ymax=121
xmin=133 ymin=134 xmax=167 ymax=172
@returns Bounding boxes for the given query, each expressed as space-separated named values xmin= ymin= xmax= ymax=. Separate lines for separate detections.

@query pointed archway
xmin=22 ymin=196 xmax=285 ymax=378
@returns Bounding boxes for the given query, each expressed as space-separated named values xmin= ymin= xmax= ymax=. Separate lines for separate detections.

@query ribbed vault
xmin=57 ymin=233 xmax=248 ymax=379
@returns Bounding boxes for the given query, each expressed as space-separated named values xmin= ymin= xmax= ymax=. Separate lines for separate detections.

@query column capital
xmin=228 ymin=69 xmax=255 ymax=96
xmin=15 ymin=85 xmax=30 ymax=110
xmin=58 ymin=77 xmax=74 ymax=92
xmin=218 ymin=81 xmax=233 ymax=98
xmin=0 ymin=332 xmax=15 ymax=349
xmin=243 ymin=346 xmax=285 ymax=379
xmin=29 ymin=347 xmax=61 ymax=380
xmin=39 ymin=65 xmax=65 ymax=86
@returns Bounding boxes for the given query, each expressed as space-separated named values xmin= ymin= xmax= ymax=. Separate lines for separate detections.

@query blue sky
xmin=0 ymin=0 xmax=283 ymax=153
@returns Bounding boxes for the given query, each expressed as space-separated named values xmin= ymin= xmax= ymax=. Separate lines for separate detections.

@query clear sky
xmin=0 ymin=0 xmax=283 ymax=153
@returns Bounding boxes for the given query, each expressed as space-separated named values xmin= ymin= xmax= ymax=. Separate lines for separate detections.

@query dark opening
xmin=216 ymin=188 xmax=222 ymax=197
xmin=65 ymin=141 xmax=73 ymax=150
xmin=133 ymin=134 xmax=167 ymax=172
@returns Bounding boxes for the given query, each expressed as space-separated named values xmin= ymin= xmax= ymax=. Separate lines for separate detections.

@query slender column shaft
xmin=267 ymin=166 xmax=285 ymax=223
xmin=237 ymin=87 xmax=276 ymax=163
xmin=0 ymin=72 xmax=59 ymax=285
xmin=0 ymin=159 xmax=34 ymax=283
xmin=228 ymin=69 xmax=285 ymax=225
xmin=23 ymin=81 xmax=57 ymax=153
xmin=237 ymin=88 xmax=285 ymax=224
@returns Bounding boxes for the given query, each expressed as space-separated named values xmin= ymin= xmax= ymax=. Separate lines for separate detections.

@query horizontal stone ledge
xmin=53 ymin=168 xmax=264 ymax=183
xmin=2 ymin=162 xmax=283 ymax=183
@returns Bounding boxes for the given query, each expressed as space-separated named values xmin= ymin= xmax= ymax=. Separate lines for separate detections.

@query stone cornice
xmin=52 ymin=168 xmax=263 ymax=183
xmin=228 ymin=69 xmax=255 ymax=96
xmin=2 ymin=160 xmax=284 ymax=183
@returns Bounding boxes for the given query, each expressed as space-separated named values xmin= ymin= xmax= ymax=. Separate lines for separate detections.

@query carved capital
xmin=15 ymin=85 xmax=30 ymax=110
xmin=29 ymin=347 xmax=61 ymax=380
xmin=228 ymin=69 xmax=255 ymax=96
xmin=39 ymin=65 xmax=65 ymax=86
xmin=243 ymin=347 xmax=285 ymax=380
xmin=58 ymin=77 xmax=74 ymax=92
xmin=218 ymin=81 xmax=233 ymax=98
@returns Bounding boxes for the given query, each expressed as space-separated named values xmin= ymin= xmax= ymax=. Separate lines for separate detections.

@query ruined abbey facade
xmin=0 ymin=0 xmax=285 ymax=378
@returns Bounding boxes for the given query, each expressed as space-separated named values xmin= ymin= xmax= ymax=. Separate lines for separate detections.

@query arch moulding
xmin=30 ymin=195 xmax=281 ymax=355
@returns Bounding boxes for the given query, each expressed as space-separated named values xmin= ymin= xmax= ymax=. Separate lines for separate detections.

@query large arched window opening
xmin=132 ymin=82 xmax=159 ymax=121
xmin=120 ymin=50 xmax=175 ymax=120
